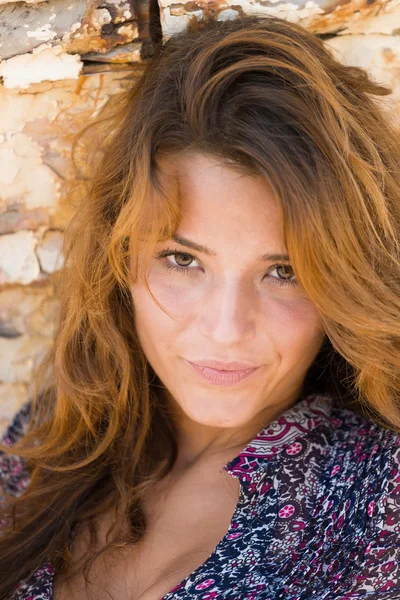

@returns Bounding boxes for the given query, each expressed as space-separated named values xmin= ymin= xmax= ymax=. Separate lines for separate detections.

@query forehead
xmin=171 ymin=152 xmax=286 ymax=250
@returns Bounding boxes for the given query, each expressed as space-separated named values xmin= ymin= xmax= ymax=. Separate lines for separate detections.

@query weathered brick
xmin=0 ymin=230 xmax=41 ymax=285
xmin=36 ymin=230 xmax=64 ymax=274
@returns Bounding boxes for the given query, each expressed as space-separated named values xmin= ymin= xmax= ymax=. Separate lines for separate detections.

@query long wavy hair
xmin=1 ymin=13 xmax=399 ymax=598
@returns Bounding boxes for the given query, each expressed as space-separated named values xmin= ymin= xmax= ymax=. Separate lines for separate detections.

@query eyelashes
xmin=154 ymin=248 xmax=299 ymax=289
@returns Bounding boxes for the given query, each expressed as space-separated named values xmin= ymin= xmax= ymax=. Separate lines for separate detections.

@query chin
xmin=181 ymin=402 xmax=255 ymax=429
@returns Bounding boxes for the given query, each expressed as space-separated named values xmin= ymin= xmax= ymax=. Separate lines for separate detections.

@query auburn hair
xmin=1 ymin=13 xmax=399 ymax=598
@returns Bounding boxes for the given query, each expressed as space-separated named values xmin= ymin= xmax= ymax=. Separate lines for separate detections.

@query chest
xmin=52 ymin=466 xmax=241 ymax=600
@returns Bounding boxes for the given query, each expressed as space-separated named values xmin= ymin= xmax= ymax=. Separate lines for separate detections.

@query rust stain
xmin=164 ymin=0 xmax=394 ymax=37
xmin=74 ymin=74 xmax=86 ymax=96
xmin=382 ymin=47 xmax=397 ymax=65
xmin=93 ymin=73 xmax=105 ymax=110
xmin=182 ymin=1 xmax=202 ymax=10
xmin=229 ymin=4 xmax=245 ymax=14
xmin=292 ymin=0 xmax=388 ymax=34
xmin=63 ymin=0 xmax=147 ymax=56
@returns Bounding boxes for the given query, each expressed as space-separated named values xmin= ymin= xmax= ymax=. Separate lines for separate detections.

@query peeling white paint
xmin=218 ymin=9 xmax=240 ymax=20
xmin=304 ymin=0 xmax=322 ymax=9
xmin=0 ymin=230 xmax=40 ymax=285
xmin=233 ymin=1 xmax=323 ymax=22
xmin=91 ymin=8 xmax=113 ymax=28
xmin=61 ymin=20 xmax=82 ymax=44
xmin=0 ymin=44 xmax=83 ymax=89
xmin=0 ymin=0 xmax=46 ymax=3
xmin=0 ymin=133 xmax=61 ymax=210
xmin=160 ymin=7 xmax=193 ymax=39
xmin=159 ymin=0 xmax=325 ymax=38
xmin=70 ymin=21 xmax=82 ymax=33
xmin=117 ymin=23 xmax=139 ymax=37
xmin=26 ymin=23 xmax=58 ymax=42
xmin=337 ymin=5 xmax=400 ymax=35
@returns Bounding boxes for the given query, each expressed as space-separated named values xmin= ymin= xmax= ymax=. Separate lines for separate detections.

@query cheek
xmin=130 ymin=283 xmax=184 ymax=358
xmin=264 ymin=298 xmax=324 ymax=356
xmin=141 ymin=271 xmax=200 ymax=320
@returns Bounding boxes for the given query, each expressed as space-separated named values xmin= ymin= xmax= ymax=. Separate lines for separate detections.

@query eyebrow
xmin=171 ymin=234 xmax=290 ymax=262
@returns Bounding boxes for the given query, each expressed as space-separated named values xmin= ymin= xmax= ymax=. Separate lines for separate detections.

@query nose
xmin=197 ymin=278 xmax=256 ymax=345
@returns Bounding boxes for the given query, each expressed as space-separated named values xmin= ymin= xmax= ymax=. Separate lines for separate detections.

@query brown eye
xmin=276 ymin=265 xmax=295 ymax=280
xmin=154 ymin=249 xmax=200 ymax=275
xmin=264 ymin=264 xmax=298 ymax=288
xmin=173 ymin=253 xmax=194 ymax=267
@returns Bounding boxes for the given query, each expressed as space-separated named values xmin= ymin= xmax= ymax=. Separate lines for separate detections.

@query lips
xmin=184 ymin=359 xmax=260 ymax=386
xmin=186 ymin=359 xmax=259 ymax=371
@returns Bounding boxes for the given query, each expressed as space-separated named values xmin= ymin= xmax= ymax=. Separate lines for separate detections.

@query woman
xmin=1 ymin=12 xmax=399 ymax=600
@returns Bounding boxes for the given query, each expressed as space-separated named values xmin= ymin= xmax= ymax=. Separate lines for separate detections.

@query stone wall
xmin=0 ymin=0 xmax=399 ymax=433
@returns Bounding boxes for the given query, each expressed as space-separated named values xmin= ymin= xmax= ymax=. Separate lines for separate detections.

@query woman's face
xmin=130 ymin=152 xmax=326 ymax=429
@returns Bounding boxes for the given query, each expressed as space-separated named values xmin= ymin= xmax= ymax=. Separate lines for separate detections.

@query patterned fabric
xmin=1 ymin=392 xmax=400 ymax=600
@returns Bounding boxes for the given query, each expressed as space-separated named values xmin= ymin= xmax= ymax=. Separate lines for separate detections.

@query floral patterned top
xmin=1 ymin=391 xmax=400 ymax=600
